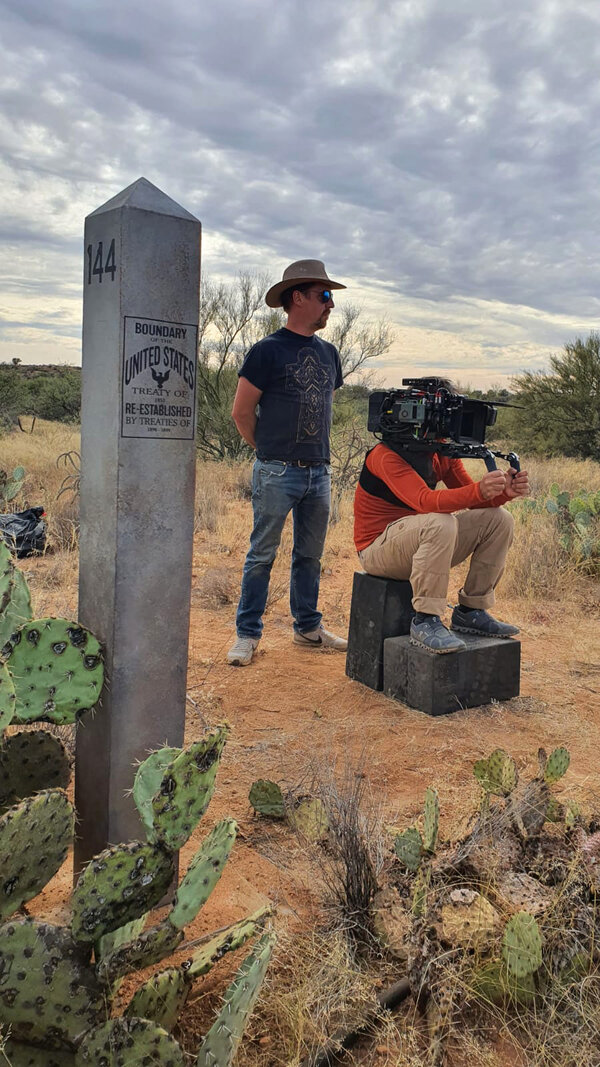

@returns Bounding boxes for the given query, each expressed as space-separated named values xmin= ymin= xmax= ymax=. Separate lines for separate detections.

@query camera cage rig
xmin=367 ymin=378 xmax=520 ymax=473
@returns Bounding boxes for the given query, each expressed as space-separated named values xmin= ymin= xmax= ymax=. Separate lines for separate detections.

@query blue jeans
xmin=236 ymin=460 xmax=331 ymax=639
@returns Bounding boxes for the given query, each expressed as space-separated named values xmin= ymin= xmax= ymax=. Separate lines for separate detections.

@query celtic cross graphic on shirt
xmin=285 ymin=349 xmax=334 ymax=441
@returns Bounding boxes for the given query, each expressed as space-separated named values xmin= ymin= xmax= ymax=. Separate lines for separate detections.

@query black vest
xmin=359 ymin=445 xmax=437 ymax=511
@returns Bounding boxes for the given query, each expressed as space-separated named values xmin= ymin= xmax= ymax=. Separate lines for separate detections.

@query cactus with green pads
xmin=151 ymin=724 xmax=229 ymax=850
xmin=169 ymin=817 xmax=238 ymax=929
xmin=124 ymin=966 xmax=189 ymax=1030
xmin=0 ymin=728 xmax=71 ymax=803
xmin=71 ymin=840 xmax=175 ymax=943
xmin=423 ymin=786 xmax=439 ymax=853
xmin=1 ymin=1042 xmax=76 ymax=1066
xmin=0 ymin=562 xmax=33 ymax=648
xmin=249 ymin=778 xmax=286 ymax=818
xmin=0 ymin=918 xmax=105 ymax=1046
xmin=77 ymin=1017 xmax=186 ymax=1066
xmin=394 ymin=826 xmax=423 ymax=871
xmin=0 ymin=465 xmax=25 ymax=506
xmin=502 ymin=912 xmax=543 ymax=978
xmin=0 ymin=790 xmax=74 ymax=919
xmin=133 ymin=745 xmax=181 ymax=841
xmin=0 ymin=660 xmax=16 ymax=735
xmin=187 ymin=905 xmax=273 ymax=978
xmin=196 ymin=931 xmax=276 ymax=1067
xmin=473 ymin=748 xmax=518 ymax=796
xmin=543 ymin=746 xmax=570 ymax=784
xmin=2 ymin=617 xmax=104 ymax=724
xmin=95 ymin=918 xmax=185 ymax=986
xmin=0 ymin=727 xmax=274 ymax=1065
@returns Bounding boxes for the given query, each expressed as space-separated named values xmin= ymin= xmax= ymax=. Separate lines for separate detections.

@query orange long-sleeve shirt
xmin=353 ymin=444 xmax=510 ymax=551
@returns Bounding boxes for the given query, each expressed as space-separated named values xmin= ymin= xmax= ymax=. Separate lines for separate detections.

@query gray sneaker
xmin=410 ymin=615 xmax=467 ymax=654
xmin=451 ymin=606 xmax=520 ymax=638
xmin=293 ymin=625 xmax=348 ymax=651
xmin=227 ymin=636 xmax=260 ymax=666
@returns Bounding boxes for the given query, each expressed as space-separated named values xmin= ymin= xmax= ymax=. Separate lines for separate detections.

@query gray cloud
xmin=1 ymin=0 xmax=600 ymax=375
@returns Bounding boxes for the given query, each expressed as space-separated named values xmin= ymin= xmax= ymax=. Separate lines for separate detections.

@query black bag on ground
xmin=0 ymin=507 xmax=46 ymax=557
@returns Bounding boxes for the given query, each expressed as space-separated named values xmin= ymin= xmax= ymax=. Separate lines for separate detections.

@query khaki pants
xmin=358 ymin=508 xmax=514 ymax=616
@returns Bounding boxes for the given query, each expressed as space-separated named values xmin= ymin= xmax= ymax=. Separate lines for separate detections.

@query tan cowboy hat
xmin=265 ymin=259 xmax=347 ymax=308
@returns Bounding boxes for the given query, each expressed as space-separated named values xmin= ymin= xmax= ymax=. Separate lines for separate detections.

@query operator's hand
xmin=478 ymin=470 xmax=508 ymax=500
xmin=503 ymin=468 xmax=530 ymax=500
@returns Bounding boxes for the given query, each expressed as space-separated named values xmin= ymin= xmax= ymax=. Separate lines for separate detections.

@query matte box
xmin=346 ymin=572 xmax=414 ymax=691
xmin=383 ymin=632 xmax=521 ymax=716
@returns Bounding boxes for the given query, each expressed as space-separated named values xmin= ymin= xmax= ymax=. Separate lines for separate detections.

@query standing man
xmin=227 ymin=260 xmax=348 ymax=667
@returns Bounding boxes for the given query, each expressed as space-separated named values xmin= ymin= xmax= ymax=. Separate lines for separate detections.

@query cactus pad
xmin=0 ymin=566 xmax=33 ymax=649
xmin=124 ymin=966 xmax=189 ymax=1030
xmin=0 ymin=660 xmax=16 ymax=734
xmin=77 ymin=1017 xmax=185 ymax=1066
xmin=133 ymin=746 xmax=181 ymax=842
xmin=0 ymin=919 xmax=105 ymax=1047
xmin=502 ymin=912 xmax=543 ymax=977
xmin=71 ymin=841 xmax=174 ymax=942
xmin=543 ymin=746 xmax=570 ymax=783
xmin=3 ymin=618 xmax=104 ymax=725
xmin=196 ymin=930 xmax=276 ymax=1067
xmin=472 ymin=960 xmax=536 ymax=1006
xmin=1 ymin=1042 xmax=75 ymax=1066
xmin=288 ymin=797 xmax=329 ymax=841
xmin=423 ymin=786 xmax=439 ymax=853
xmin=151 ymin=724 xmax=228 ymax=851
xmin=394 ymin=827 xmax=423 ymax=871
xmin=95 ymin=918 xmax=184 ymax=986
xmin=170 ymin=817 xmax=238 ymax=930
xmin=188 ymin=905 xmax=273 ymax=978
xmin=248 ymin=779 xmax=286 ymax=818
xmin=473 ymin=749 xmax=518 ymax=796
xmin=0 ymin=790 xmax=74 ymax=919
xmin=0 ymin=728 xmax=71 ymax=802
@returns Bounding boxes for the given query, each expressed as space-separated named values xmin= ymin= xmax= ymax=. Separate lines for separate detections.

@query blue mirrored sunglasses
xmin=314 ymin=288 xmax=332 ymax=303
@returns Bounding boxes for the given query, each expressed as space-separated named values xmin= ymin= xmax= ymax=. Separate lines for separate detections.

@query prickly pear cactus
xmin=71 ymin=841 xmax=174 ymax=943
xmin=249 ymin=778 xmax=286 ymax=818
xmin=1 ymin=1042 xmax=76 ymax=1066
xmin=473 ymin=748 xmax=518 ymax=796
xmin=0 ymin=919 xmax=105 ymax=1047
xmin=0 ymin=465 xmax=25 ymax=505
xmin=77 ymin=1017 xmax=185 ymax=1066
xmin=502 ymin=912 xmax=543 ymax=978
xmin=0 ymin=728 xmax=71 ymax=803
xmin=0 ymin=790 xmax=74 ymax=919
xmin=133 ymin=746 xmax=181 ymax=842
xmin=0 ymin=660 xmax=16 ymax=734
xmin=169 ymin=817 xmax=238 ymax=930
xmin=423 ymin=786 xmax=439 ymax=853
xmin=0 ymin=548 xmax=33 ymax=648
xmin=95 ymin=918 xmax=184 ymax=986
xmin=288 ymin=797 xmax=329 ymax=841
xmin=394 ymin=827 xmax=423 ymax=871
xmin=124 ymin=966 xmax=189 ymax=1030
xmin=187 ymin=905 xmax=272 ymax=978
xmin=151 ymin=724 xmax=228 ymax=851
xmin=2 ymin=618 xmax=104 ymax=724
xmin=543 ymin=746 xmax=570 ymax=784
xmin=196 ymin=931 xmax=276 ymax=1067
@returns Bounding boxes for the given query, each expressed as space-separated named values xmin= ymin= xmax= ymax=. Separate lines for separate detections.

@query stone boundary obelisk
xmin=75 ymin=177 xmax=201 ymax=873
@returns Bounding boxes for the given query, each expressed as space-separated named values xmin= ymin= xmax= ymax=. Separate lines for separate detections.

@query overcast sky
xmin=2 ymin=0 xmax=600 ymax=387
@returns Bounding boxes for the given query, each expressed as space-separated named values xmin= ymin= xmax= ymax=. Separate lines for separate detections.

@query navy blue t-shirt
xmin=238 ymin=328 xmax=343 ymax=463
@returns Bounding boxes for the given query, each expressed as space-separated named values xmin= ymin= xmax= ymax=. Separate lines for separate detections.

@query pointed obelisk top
xmin=88 ymin=177 xmax=199 ymax=221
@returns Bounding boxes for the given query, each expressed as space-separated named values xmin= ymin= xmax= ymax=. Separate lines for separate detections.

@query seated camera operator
xmin=354 ymin=379 xmax=530 ymax=653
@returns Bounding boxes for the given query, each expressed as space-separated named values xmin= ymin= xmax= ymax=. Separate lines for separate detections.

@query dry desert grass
xmin=2 ymin=420 xmax=600 ymax=1067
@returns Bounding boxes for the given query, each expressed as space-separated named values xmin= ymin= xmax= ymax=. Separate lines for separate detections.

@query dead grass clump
xmin=235 ymin=926 xmax=386 ymax=1067
xmin=501 ymin=509 xmax=570 ymax=599
xmin=196 ymin=566 xmax=236 ymax=606
xmin=195 ymin=476 xmax=225 ymax=534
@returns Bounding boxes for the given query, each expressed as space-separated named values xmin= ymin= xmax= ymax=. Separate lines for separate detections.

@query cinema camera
xmin=367 ymin=378 xmax=520 ymax=472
